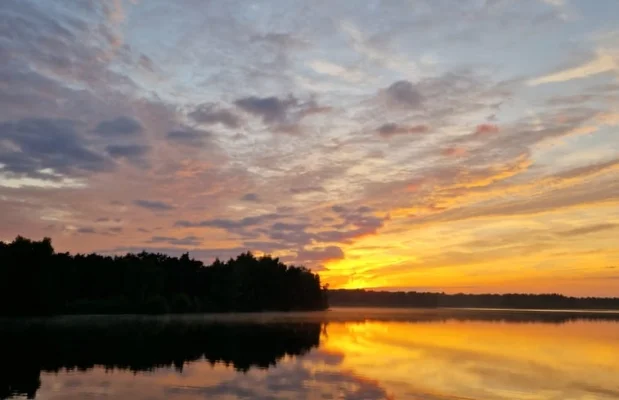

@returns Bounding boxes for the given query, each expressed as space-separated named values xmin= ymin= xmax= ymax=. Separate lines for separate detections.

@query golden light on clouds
xmin=1 ymin=0 xmax=618 ymax=295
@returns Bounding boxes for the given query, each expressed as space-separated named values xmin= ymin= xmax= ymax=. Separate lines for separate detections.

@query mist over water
xmin=3 ymin=308 xmax=619 ymax=400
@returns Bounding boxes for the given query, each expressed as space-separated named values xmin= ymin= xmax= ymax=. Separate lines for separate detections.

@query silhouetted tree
xmin=0 ymin=237 xmax=328 ymax=316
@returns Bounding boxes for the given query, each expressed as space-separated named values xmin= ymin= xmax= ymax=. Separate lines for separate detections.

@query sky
xmin=1 ymin=0 xmax=618 ymax=296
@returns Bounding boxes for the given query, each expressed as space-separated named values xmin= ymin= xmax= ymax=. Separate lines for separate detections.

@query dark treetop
xmin=0 ymin=236 xmax=328 ymax=316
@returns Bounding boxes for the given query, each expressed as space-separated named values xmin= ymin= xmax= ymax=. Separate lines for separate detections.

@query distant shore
xmin=328 ymin=289 xmax=619 ymax=311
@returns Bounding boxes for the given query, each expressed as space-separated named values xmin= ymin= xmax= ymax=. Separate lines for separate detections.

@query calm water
xmin=3 ymin=308 xmax=619 ymax=400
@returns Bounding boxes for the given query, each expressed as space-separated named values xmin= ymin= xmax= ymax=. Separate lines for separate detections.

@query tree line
xmin=0 ymin=236 xmax=328 ymax=316
xmin=328 ymin=289 xmax=619 ymax=310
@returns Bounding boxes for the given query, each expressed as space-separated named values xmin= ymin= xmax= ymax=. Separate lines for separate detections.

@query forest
xmin=329 ymin=289 xmax=619 ymax=310
xmin=0 ymin=236 xmax=328 ymax=316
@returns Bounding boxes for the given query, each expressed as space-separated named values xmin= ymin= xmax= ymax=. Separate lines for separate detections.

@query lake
xmin=2 ymin=307 xmax=619 ymax=399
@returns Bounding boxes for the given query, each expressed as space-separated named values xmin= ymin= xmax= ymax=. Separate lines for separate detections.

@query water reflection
xmin=0 ymin=318 xmax=321 ymax=399
xmin=323 ymin=318 xmax=619 ymax=399
xmin=2 ymin=309 xmax=619 ymax=399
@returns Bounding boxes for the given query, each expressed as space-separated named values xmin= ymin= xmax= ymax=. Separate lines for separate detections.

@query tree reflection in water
xmin=0 ymin=318 xmax=322 ymax=399
xmin=3 ymin=309 xmax=619 ymax=399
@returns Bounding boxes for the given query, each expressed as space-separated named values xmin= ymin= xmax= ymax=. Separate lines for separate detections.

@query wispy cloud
xmin=134 ymin=200 xmax=175 ymax=211
xmin=529 ymin=49 xmax=618 ymax=85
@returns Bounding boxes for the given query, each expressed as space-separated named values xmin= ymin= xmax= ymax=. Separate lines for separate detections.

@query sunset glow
xmin=321 ymin=319 xmax=619 ymax=398
xmin=1 ymin=0 xmax=618 ymax=295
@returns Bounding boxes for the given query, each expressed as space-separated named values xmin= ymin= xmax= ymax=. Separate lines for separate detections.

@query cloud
xmin=242 ymin=240 xmax=290 ymax=254
xmin=234 ymin=96 xmax=294 ymax=124
xmin=309 ymin=60 xmax=365 ymax=82
xmin=546 ymin=94 xmax=597 ymax=106
xmin=377 ymin=123 xmax=429 ymax=138
xmin=74 ymin=225 xmax=123 ymax=236
xmin=557 ymin=223 xmax=618 ymax=237
xmin=384 ymin=80 xmax=424 ymax=108
xmin=94 ymin=116 xmax=143 ymax=136
xmin=290 ymin=186 xmax=326 ymax=194
xmin=234 ymin=95 xmax=298 ymax=124
xmin=133 ymin=199 xmax=175 ymax=211
xmin=298 ymin=99 xmax=333 ymax=118
xmin=542 ymin=0 xmax=564 ymax=6
xmin=105 ymin=0 xmax=127 ymax=26
xmin=528 ymin=49 xmax=618 ymax=85
xmin=552 ymin=157 xmax=619 ymax=182
xmin=442 ymin=147 xmax=468 ymax=157
xmin=314 ymin=206 xmax=389 ymax=244
xmin=241 ymin=193 xmax=261 ymax=202
xmin=272 ymin=222 xmax=310 ymax=232
xmin=0 ymin=60 xmax=79 ymax=118
xmin=0 ymin=118 xmax=109 ymax=179
xmin=173 ymin=206 xmax=387 ymax=260
xmin=0 ymin=0 xmax=136 ymax=95
xmin=340 ymin=20 xmax=415 ymax=75
xmin=250 ymin=33 xmax=310 ymax=49
xmin=474 ymin=123 xmax=500 ymax=135
xmin=188 ymin=104 xmax=241 ymax=128
xmin=390 ymin=155 xmax=619 ymax=232
xmin=447 ymin=106 xmax=599 ymax=166
xmin=263 ymin=221 xmax=315 ymax=248
xmin=106 ymin=144 xmax=150 ymax=159
xmin=234 ymin=95 xmax=330 ymax=127
xmin=331 ymin=205 xmax=346 ymax=214
xmin=597 ymin=112 xmax=619 ymax=126
xmin=297 ymin=246 xmax=345 ymax=262
xmin=166 ymin=129 xmax=210 ymax=146
xmin=167 ymin=358 xmax=392 ymax=400
xmin=149 ymin=235 xmax=202 ymax=246
xmin=176 ymin=213 xmax=280 ymax=229
xmin=411 ymin=177 xmax=619 ymax=227
xmin=137 ymin=54 xmax=155 ymax=71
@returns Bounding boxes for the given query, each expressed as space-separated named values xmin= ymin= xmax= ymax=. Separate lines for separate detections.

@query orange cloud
xmin=441 ymin=147 xmax=468 ymax=157
xmin=474 ymin=123 xmax=500 ymax=135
